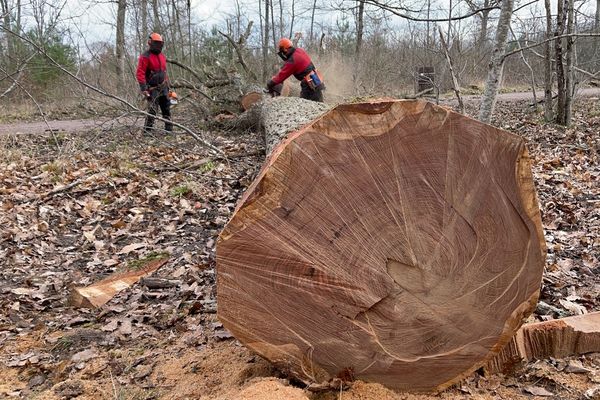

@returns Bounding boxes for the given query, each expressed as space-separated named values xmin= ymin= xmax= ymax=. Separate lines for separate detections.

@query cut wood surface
xmin=217 ymin=99 xmax=546 ymax=392
xmin=487 ymin=312 xmax=600 ymax=374
xmin=69 ymin=257 xmax=168 ymax=308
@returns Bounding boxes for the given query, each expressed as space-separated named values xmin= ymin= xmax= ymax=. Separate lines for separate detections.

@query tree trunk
xmin=555 ymin=0 xmax=567 ymax=125
xmin=270 ymin=0 xmax=277 ymax=49
xmin=479 ymin=9 xmax=489 ymax=46
xmin=564 ymin=0 xmax=574 ymax=126
xmin=115 ymin=0 xmax=127 ymax=88
xmin=309 ymin=0 xmax=317 ymax=45
xmin=141 ymin=0 xmax=148 ymax=51
xmin=356 ymin=0 xmax=365 ymax=56
xmin=1 ymin=0 xmax=14 ymax=65
xmin=288 ymin=0 xmax=295 ymax=38
xmin=478 ymin=0 xmax=514 ymax=123
xmin=596 ymin=0 xmax=600 ymax=31
xmin=217 ymin=98 xmax=546 ymax=393
xmin=262 ymin=0 xmax=270 ymax=81
xmin=544 ymin=0 xmax=554 ymax=122
xmin=152 ymin=0 xmax=161 ymax=33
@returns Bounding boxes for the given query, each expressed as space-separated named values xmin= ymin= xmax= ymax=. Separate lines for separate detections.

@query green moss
xmin=124 ymin=252 xmax=170 ymax=271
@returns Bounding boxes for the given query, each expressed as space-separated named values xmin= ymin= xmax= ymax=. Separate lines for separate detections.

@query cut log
xmin=217 ymin=99 xmax=546 ymax=392
xmin=486 ymin=312 xmax=600 ymax=374
xmin=69 ymin=257 xmax=168 ymax=308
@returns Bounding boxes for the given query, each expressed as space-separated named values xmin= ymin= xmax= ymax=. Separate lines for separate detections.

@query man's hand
xmin=266 ymin=80 xmax=282 ymax=97
xmin=141 ymin=90 xmax=151 ymax=99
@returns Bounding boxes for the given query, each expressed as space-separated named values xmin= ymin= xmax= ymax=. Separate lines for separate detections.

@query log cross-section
xmin=217 ymin=99 xmax=546 ymax=392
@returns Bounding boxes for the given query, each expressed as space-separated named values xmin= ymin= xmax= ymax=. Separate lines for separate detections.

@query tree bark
xmin=140 ymin=0 xmax=148 ymax=51
xmin=356 ymin=0 xmax=365 ymax=56
xmin=152 ymin=0 xmax=161 ymax=33
xmin=217 ymin=99 xmax=546 ymax=392
xmin=478 ymin=0 xmax=514 ymax=123
xmin=555 ymin=0 xmax=567 ymax=125
xmin=115 ymin=0 xmax=127 ymax=88
xmin=309 ymin=0 xmax=317 ymax=45
xmin=596 ymin=0 xmax=600 ymax=31
xmin=262 ymin=0 xmax=270 ymax=81
xmin=564 ymin=0 xmax=574 ymax=126
xmin=544 ymin=0 xmax=554 ymax=122
xmin=1 ymin=0 xmax=14 ymax=65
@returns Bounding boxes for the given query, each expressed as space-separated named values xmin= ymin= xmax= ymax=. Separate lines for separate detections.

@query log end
xmin=217 ymin=99 xmax=546 ymax=392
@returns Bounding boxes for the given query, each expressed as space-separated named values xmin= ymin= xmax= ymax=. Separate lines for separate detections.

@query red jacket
xmin=271 ymin=47 xmax=314 ymax=85
xmin=136 ymin=50 xmax=168 ymax=90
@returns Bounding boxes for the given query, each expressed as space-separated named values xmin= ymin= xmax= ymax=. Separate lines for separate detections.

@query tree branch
xmin=363 ymin=0 xmax=537 ymax=22
xmin=503 ymin=33 xmax=600 ymax=60
xmin=219 ymin=24 xmax=258 ymax=81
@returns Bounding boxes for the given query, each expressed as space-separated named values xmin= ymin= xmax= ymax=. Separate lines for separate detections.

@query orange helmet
xmin=149 ymin=32 xmax=163 ymax=42
xmin=278 ymin=38 xmax=293 ymax=51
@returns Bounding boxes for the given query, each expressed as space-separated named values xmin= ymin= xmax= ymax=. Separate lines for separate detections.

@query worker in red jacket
xmin=266 ymin=38 xmax=324 ymax=102
xmin=136 ymin=33 xmax=172 ymax=132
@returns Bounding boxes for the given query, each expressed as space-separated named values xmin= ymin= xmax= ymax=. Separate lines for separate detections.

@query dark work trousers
xmin=300 ymin=80 xmax=324 ymax=102
xmin=145 ymin=91 xmax=172 ymax=132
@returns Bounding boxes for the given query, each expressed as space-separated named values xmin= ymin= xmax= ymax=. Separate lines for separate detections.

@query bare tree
xmin=263 ymin=0 xmax=270 ymax=81
xmin=555 ymin=0 xmax=567 ymax=125
xmin=478 ymin=0 xmax=514 ymax=123
xmin=544 ymin=0 xmax=554 ymax=121
xmin=151 ymin=0 xmax=160 ymax=33
xmin=309 ymin=0 xmax=317 ymax=44
xmin=356 ymin=0 xmax=365 ymax=55
xmin=465 ymin=0 xmax=501 ymax=45
xmin=115 ymin=0 xmax=127 ymax=87
xmin=563 ymin=0 xmax=575 ymax=125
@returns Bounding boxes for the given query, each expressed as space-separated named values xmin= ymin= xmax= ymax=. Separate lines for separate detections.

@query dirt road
xmin=0 ymin=115 xmax=141 ymax=135
xmin=0 ymin=88 xmax=598 ymax=136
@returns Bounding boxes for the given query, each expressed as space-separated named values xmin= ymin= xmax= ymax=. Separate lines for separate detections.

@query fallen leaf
xmin=118 ymin=242 xmax=146 ymax=254
xmin=524 ymin=385 xmax=554 ymax=397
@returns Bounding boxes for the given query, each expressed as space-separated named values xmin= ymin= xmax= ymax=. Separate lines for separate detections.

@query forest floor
xmin=0 ymin=97 xmax=599 ymax=400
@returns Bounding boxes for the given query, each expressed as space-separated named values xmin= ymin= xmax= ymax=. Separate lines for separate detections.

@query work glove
xmin=141 ymin=90 xmax=151 ymax=100
xmin=266 ymin=80 xmax=282 ymax=97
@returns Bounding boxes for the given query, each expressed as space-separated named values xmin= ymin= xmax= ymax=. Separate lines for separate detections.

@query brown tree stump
xmin=217 ymin=99 xmax=546 ymax=392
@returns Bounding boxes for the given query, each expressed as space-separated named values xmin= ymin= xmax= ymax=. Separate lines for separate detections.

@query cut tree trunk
xmin=217 ymin=99 xmax=546 ymax=392
xmin=486 ymin=312 xmax=600 ymax=374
